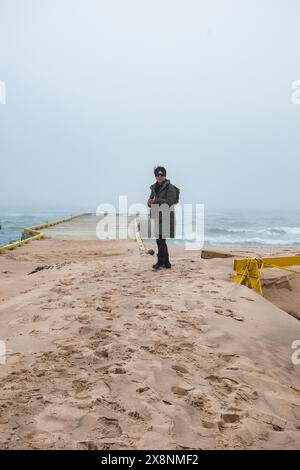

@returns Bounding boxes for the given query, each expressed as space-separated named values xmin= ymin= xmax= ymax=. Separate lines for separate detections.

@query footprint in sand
xmin=78 ymin=441 xmax=99 ymax=450
xmin=234 ymin=384 xmax=259 ymax=402
xmin=108 ymin=365 xmax=126 ymax=375
xmin=176 ymin=341 xmax=195 ymax=351
xmin=172 ymin=364 xmax=189 ymax=375
xmin=214 ymin=308 xmax=244 ymax=322
xmin=184 ymin=299 xmax=205 ymax=311
xmin=72 ymin=379 xmax=92 ymax=393
xmin=77 ymin=314 xmax=91 ymax=324
xmin=225 ymin=309 xmax=244 ymax=321
xmin=186 ymin=389 xmax=219 ymax=429
xmin=219 ymin=353 xmax=240 ymax=370
xmin=205 ymin=374 xmax=240 ymax=395
xmin=63 ymin=314 xmax=77 ymax=321
xmin=96 ymin=416 xmax=122 ymax=438
xmin=78 ymin=326 xmax=93 ymax=336
xmin=154 ymin=304 xmax=173 ymax=311
xmin=138 ymin=311 xmax=156 ymax=321
xmin=187 ymin=389 xmax=207 ymax=410
xmin=32 ymin=314 xmax=48 ymax=322
xmin=135 ymin=385 xmax=161 ymax=403
xmin=252 ymin=412 xmax=287 ymax=432
xmin=171 ymin=385 xmax=194 ymax=396
xmin=128 ymin=410 xmax=144 ymax=421
xmin=219 ymin=411 xmax=243 ymax=429
xmin=208 ymin=373 xmax=258 ymax=405
xmin=29 ymin=329 xmax=49 ymax=338
xmin=176 ymin=317 xmax=209 ymax=332
xmin=96 ymin=305 xmax=112 ymax=313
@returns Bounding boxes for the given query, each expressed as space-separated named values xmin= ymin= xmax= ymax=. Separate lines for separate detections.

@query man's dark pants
xmin=156 ymin=236 xmax=170 ymax=266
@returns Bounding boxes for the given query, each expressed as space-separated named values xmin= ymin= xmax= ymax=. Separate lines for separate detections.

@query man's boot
xmin=152 ymin=254 xmax=165 ymax=269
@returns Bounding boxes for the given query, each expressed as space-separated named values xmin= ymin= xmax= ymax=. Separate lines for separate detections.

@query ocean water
xmin=192 ymin=210 xmax=300 ymax=247
xmin=0 ymin=208 xmax=80 ymax=246
xmin=1 ymin=208 xmax=300 ymax=248
xmin=163 ymin=209 xmax=300 ymax=248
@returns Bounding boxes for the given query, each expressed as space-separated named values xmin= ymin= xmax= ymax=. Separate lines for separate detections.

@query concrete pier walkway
xmin=41 ymin=213 xmax=137 ymax=240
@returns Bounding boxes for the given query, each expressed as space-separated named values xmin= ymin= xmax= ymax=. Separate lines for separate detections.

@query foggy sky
xmin=0 ymin=0 xmax=299 ymax=212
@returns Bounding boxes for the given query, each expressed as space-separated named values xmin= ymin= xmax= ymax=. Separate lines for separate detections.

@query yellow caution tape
xmin=232 ymin=258 xmax=264 ymax=295
xmin=232 ymin=256 xmax=300 ymax=296
xmin=134 ymin=217 xmax=146 ymax=253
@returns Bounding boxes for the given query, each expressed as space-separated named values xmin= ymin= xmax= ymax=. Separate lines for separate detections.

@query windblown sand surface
xmin=0 ymin=239 xmax=300 ymax=449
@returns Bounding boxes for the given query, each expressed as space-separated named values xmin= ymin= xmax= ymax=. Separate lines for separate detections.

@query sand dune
xmin=0 ymin=239 xmax=300 ymax=449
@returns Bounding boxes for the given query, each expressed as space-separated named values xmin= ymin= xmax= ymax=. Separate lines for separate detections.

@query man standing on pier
xmin=147 ymin=166 xmax=179 ymax=270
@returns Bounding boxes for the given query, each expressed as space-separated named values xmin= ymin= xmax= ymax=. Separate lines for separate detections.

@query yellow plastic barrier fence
xmin=134 ymin=217 xmax=155 ymax=256
xmin=0 ymin=213 xmax=87 ymax=253
xmin=135 ymin=217 xmax=146 ymax=253
xmin=232 ymin=256 xmax=300 ymax=295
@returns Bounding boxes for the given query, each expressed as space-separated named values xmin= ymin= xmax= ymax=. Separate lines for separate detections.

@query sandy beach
xmin=0 ymin=238 xmax=300 ymax=450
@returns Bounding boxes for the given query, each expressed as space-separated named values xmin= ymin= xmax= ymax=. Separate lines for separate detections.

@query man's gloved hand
xmin=148 ymin=197 xmax=156 ymax=207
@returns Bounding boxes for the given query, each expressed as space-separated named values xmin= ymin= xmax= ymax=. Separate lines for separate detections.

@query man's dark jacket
xmin=148 ymin=179 xmax=177 ymax=238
